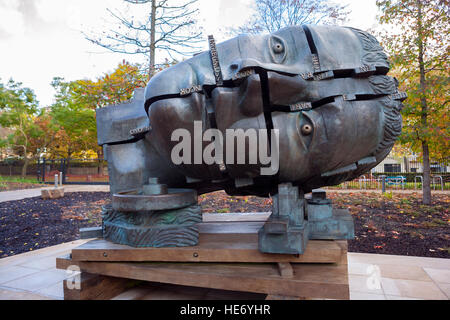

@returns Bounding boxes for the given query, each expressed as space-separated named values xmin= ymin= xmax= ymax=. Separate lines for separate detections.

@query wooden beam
xmin=58 ymin=258 xmax=349 ymax=300
xmin=63 ymin=272 xmax=138 ymax=300
xmin=56 ymin=254 xmax=73 ymax=270
xmin=70 ymin=235 xmax=344 ymax=264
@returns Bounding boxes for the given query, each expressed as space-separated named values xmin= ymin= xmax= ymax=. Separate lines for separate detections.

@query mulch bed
xmin=0 ymin=192 xmax=108 ymax=258
xmin=328 ymin=192 xmax=449 ymax=258
xmin=0 ymin=191 xmax=448 ymax=259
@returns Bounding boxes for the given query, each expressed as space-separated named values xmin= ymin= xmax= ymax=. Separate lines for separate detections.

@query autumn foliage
xmin=376 ymin=0 xmax=449 ymax=204
xmin=0 ymin=61 xmax=149 ymax=171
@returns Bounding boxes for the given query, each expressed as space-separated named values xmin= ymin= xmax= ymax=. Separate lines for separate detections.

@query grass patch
xmin=0 ymin=176 xmax=39 ymax=184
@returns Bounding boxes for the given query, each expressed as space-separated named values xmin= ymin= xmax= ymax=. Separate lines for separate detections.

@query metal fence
xmin=0 ymin=158 xmax=109 ymax=185
xmin=328 ymin=175 xmax=449 ymax=191
xmin=36 ymin=158 xmax=109 ymax=185
xmin=327 ymin=158 xmax=450 ymax=191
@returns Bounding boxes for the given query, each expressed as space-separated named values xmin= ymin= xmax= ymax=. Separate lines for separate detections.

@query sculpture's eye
xmin=301 ymin=124 xmax=313 ymax=136
xmin=273 ymin=43 xmax=284 ymax=53
xmin=269 ymin=35 xmax=287 ymax=63
xmin=297 ymin=113 xmax=314 ymax=150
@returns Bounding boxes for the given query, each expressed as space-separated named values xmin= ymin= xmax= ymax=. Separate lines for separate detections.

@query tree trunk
xmin=417 ymin=0 xmax=432 ymax=205
xmin=422 ymin=142 xmax=432 ymax=204
xmin=403 ymin=156 xmax=409 ymax=173
xmin=149 ymin=0 xmax=157 ymax=77
xmin=21 ymin=157 xmax=29 ymax=179
xmin=66 ymin=147 xmax=72 ymax=174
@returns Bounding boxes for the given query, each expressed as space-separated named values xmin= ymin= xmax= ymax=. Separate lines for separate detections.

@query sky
xmin=0 ymin=0 xmax=380 ymax=107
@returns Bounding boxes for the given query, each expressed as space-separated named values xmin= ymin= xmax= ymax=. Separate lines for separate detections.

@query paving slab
xmin=378 ymin=264 xmax=432 ymax=282
xmin=0 ymin=265 xmax=40 ymax=284
xmin=0 ymin=286 xmax=51 ymax=300
xmin=347 ymin=252 xmax=450 ymax=269
xmin=385 ymin=295 xmax=420 ymax=300
xmin=2 ymin=269 xmax=70 ymax=292
xmin=436 ymin=283 xmax=450 ymax=299
xmin=349 ymin=274 xmax=384 ymax=295
xmin=349 ymin=292 xmax=386 ymax=300
xmin=423 ymin=268 xmax=450 ymax=284
xmin=381 ymin=277 xmax=447 ymax=300
xmin=0 ymin=240 xmax=88 ymax=267
xmin=35 ymin=281 xmax=64 ymax=300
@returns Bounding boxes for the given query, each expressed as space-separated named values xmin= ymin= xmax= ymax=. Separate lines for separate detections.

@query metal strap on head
xmin=208 ymin=35 xmax=224 ymax=86
xmin=302 ymin=25 xmax=321 ymax=73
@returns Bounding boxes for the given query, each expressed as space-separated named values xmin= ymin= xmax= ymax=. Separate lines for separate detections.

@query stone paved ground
xmin=0 ymin=238 xmax=448 ymax=300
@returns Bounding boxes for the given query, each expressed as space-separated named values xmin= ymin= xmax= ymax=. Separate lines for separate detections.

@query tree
xmin=0 ymin=79 xmax=44 ymax=177
xmin=49 ymin=61 xmax=149 ymax=170
xmin=234 ymin=0 xmax=350 ymax=34
xmin=50 ymin=78 xmax=98 ymax=161
xmin=377 ymin=0 xmax=449 ymax=205
xmin=28 ymin=111 xmax=62 ymax=160
xmin=84 ymin=0 xmax=202 ymax=77
xmin=74 ymin=61 xmax=148 ymax=109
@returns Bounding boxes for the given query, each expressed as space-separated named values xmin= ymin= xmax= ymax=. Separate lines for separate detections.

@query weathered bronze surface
xmin=96 ymin=25 xmax=405 ymax=251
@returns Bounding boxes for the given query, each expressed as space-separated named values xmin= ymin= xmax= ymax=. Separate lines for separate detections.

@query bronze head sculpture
xmin=97 ymin=25 xmax=405 ymax=253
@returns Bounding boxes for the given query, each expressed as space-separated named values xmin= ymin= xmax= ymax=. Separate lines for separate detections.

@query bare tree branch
xmin=232 ymin=0 xmax=350 ymax=35
xmin=84 ymin=0 xmax=203 ymax=77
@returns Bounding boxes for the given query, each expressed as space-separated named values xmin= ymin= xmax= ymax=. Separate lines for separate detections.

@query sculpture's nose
xmin=227 ymin=59 xmax=262 ymax=79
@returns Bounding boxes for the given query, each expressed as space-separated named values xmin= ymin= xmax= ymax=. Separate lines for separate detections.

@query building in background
xmin=372 ymin=152 xmax=449 ymax=174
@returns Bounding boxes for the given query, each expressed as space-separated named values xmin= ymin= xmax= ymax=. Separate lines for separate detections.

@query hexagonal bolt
xmin=143 ymin=177 xmax=168 ymax=195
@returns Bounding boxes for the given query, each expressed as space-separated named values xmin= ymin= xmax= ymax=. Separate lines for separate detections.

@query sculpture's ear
xmin=269 ymin=35 xmax=287 ymax=64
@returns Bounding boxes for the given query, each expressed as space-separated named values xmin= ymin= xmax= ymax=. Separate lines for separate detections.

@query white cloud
xmin=342 ymin=0 xmax=380 ymax=30
xmin=0 ymin=1 xmax=26 ymax=37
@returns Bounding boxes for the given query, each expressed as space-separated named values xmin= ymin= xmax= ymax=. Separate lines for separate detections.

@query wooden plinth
xmin=71 ymin=235 xmax=344 ymax=264
xmin=57 ymin=221 xmax=349 ymax=300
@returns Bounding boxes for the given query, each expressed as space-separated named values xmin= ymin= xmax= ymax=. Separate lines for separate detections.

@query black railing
xmin=327 ymin=157 xmax=449 ymax=191
xmin=36 ymin=158 xmax=109 ymax=185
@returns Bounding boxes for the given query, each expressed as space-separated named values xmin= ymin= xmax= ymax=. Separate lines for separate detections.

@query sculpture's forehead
xmin=144 ymin=25 xmax=386 ymax=101
xmin=145 ymin=26 xmax=310 ymax=100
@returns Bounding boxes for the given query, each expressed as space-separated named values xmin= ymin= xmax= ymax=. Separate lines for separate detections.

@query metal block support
xmin=259 ymin=185 xmax=354 ymax=254
xmin=259 ymin=183 xmax=309 ymax=254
